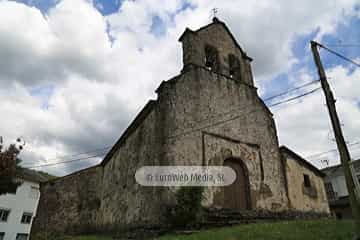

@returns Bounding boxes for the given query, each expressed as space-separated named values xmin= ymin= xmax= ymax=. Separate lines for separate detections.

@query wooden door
xmin=224 ymin=159 xmax=248 ymax=210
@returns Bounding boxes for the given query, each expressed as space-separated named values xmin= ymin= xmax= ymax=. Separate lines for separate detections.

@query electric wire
xmin=317 ymin=42 xmax=360 ymax=68
xmin=26 ymin=85 xmax=322 ymax=169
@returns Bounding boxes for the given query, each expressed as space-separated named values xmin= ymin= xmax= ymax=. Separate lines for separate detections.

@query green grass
xmin=65 ymin=236 xmax=112 ymax=240
xmin=157 ymin=220 xmax=354 ymax=240
xmin=67 ymin=220 xmax=354 ymax=240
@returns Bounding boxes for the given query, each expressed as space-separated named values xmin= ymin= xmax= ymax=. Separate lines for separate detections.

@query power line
xmin=27 ymin=153 xmax=106 ymax=169
xmin=22 ymin=146 xmax=112 ymax=166
xmin=263 ymin=80 xmax=320 ymax=102
xmin=169 ymin=86 xmax=321 ymax=139
xmin=25 ymin=83 xmax=323 ymax=169
xmin=267 ymin=87 xmax=321 ymax=107
xmin=317 ymin=42 xmax=360 ymax=68
xmin=306 ymin=141 xmax=360 ymax=159
xmin=165 ymin=81 xmax=321 ymax=139
xmin=198 ymin=79 xmax=320 ymax=127
xmin=326 ymin=44 xmax=360 ymax=48
xmin=309 ymin=142 xmax=360 ymax=159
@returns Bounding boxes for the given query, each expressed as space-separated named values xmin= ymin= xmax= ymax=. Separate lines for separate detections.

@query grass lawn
xmin=69 ymin=220 xmax=354 ymax=240
xmin=64 ymin=236 xmax=112 ymax=240
xmin=157 ymin=220 xmax=354 ymax=240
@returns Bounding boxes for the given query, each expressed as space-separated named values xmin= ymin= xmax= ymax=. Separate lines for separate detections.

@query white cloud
xmin=275 ymin=65 xmax=360 ymax=168
xmin=194 ymin=0 xmax=358 ymax=83
xmin=0 ymin=0 xmax=358 ymax=175
xmin=0 ymin=0 xmax=111 ymax=86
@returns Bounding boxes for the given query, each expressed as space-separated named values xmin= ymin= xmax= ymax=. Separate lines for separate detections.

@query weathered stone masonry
xmin=280 ymin=146 xmax=329 ymax=213
xmin=32 ymin=18 xmax=329 ymax=236
xmin=33 ymin=166 xmax=103 ymax=234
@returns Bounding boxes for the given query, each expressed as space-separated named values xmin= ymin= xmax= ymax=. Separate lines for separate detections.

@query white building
xmin=0 ymin=169 xmax=50 ymax=240
xmin=322 ymin=159 xmax=360 ymax=219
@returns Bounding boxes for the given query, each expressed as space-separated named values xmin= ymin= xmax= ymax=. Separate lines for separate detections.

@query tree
xmin=0 ymin=137 xmax=25 ymax=195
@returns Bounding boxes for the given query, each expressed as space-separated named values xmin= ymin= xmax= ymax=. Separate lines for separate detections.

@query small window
xmin=204 ymin=45 xmax=219 ymax=71
xmin=20 ymin=212 xmax=32 ymax=224
xmin=325 ymin=182 xmax=336 ymax=201
xmin=303 ymin=174 xmax=311 ymax=188
xmin=0 ymin=209 xmax=10 ymax=222
xmin=0 ymin=232 xmax=5 ymax=240
xmin=228 ymin=54 xmax=241 ymax=79
xmin=16 ymin=233 xmax=28 ymax=240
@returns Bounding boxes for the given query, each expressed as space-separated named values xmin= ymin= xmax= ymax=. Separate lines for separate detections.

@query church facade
xmin=32 ymin=19 xmax=329 ymax=235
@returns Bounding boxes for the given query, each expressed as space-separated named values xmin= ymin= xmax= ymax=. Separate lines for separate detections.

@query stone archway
xmin=223 ymin=158 xmax=251 ymax=210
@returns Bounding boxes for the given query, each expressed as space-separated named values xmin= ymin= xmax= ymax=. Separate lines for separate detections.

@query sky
xmin=0 ymin=0 xmax=359 ymax=176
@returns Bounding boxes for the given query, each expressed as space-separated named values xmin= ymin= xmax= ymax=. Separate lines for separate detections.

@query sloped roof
xmin=280 ymin=146 xmax=325 ymax=177
xmin=16 ymin=167 xmax=55 ymax=183
xmin=100 ymin=100 xmax=157 ymax=166
xmin=178 ymin=17 xmax=253 ymax=61
xmin=321 ymin=158 xmax=360 ymax=176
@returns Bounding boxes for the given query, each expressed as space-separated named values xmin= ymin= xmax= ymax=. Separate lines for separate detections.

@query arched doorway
xmin=223 ymin=158 xmax=250 ymax=210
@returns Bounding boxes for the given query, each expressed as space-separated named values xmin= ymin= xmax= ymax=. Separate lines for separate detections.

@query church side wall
xmin=98 ymin=104 xmax=166 ymax=231
xmin=31 ymin=166 xmax=103 ymax=236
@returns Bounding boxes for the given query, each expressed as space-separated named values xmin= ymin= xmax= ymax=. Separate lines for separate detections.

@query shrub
xmin=167 ymin=186 xmax=204 ymax=228
xmin=31 ymin=232 xmax=70 ymax=240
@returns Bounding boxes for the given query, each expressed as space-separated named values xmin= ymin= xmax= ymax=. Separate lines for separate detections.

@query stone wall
xmin=31 ymin=166 xmax=103 ymax=236
xmin=281 ymin=149 xmax=330 ymax=213
xmin=98 ymin=100 xmax=166 ymax=231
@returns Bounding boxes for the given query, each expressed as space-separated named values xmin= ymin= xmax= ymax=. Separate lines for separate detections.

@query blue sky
xmin=1 ymin=0 xmax=359 ymax=175
xmin=14 ymin=0 xmax=122 ymax=15
xmin=264 ymin=16 xmax=360 ymax=101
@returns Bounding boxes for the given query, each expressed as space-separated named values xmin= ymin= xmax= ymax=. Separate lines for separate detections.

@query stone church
xmin=32 ymin=18 xmax=329 ymax=235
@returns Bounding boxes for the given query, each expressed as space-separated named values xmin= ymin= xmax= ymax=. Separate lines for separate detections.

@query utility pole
xmin=311 ymin=41 xmax=360 ymax=237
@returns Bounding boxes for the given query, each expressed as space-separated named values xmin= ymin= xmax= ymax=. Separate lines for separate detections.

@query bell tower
xmin=178 ymin=17 xmax=254 ymax=86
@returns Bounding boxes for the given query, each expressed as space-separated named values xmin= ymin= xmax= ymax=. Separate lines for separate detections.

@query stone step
xmin=200 ymin=208 xmax=331 ymax=229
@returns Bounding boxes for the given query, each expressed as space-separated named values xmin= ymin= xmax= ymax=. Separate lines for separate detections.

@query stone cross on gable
xmin=211 ymin=8 xmax=218 ymax=19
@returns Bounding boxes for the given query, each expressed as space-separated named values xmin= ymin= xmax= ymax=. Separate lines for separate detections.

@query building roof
xmin=100 ymin=100 xmax=157 ymax=166
xmin=16 ymin=167 xmax=55 ymax=183
xmin=279 ymin=146 xmax=326 ymax=177
xmin=178 ymin=17 xmax=253 ymax=61
xmin=321 ymin=158 xmax=360 ymax=176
